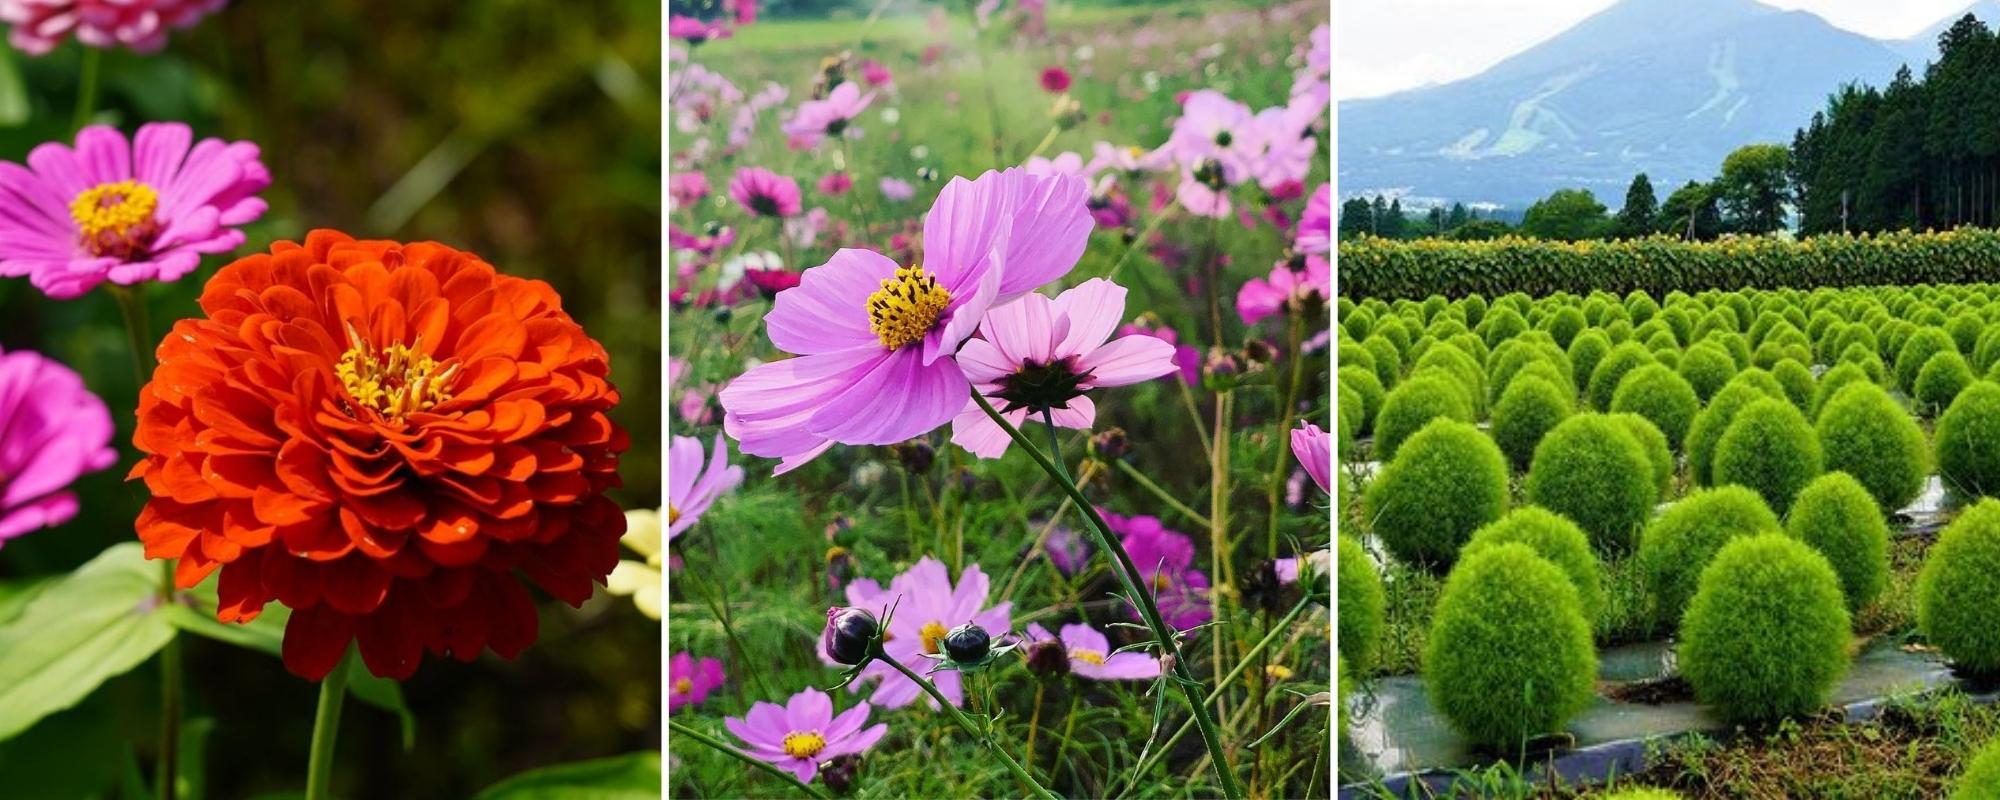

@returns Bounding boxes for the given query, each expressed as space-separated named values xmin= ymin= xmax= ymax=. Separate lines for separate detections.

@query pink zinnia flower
xmin=817 ymin=171 xmax=853 ymax=196
xmin=720 ymin=168 xmax=1091 ymax=473
xmin=0 ymin=345 xmax=117 ymax=544
xmin=782 ymin=82 xmax=876 ymax=149
xmin=949 ymin=279 xmax=1177 ymax=458
xmin=1102 ymin=510 xmax=1211 ymax=630
xmin=0 ymin=123 xmax=267 ymax=299
xmin=729 ymin=167 xmax=803 ymax=218
xmin=1296 ymin=184 xmax=1330 ymax=255
xmin=839 ymin=557 xmax=1011 ymax=708
xmin=860 ymin=59 xmax=893 ymax=87
xmin=670 ymin=171 xmax=711 ymax=211
xmin=725 ymin=688 xmax=888 ymax=783
xmin=878 ymin=177 xmax=914 ymax=202
xmin=669 ymin=433 xmax=744 ymax=539
xmin=1023 ymin=622 xmax=1162 ymax=680
xmin=1291 ymin=421 xmax=1331 ymax=494
xmin=1235 ymin=254 xmax=1330 ymax=326
xmin=668 ymin=651 xmax=726 ymax=713
xmin=1040 ymin=66 xmax=1071 ymax=93
xmin=0 ymin=0 xmax=226 ymax=55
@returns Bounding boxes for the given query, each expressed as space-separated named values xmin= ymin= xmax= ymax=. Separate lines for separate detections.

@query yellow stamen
xmin=1071 ymin=648 xmax=1106 ymax=666
xmin=337 ymin=324 xmax=458 ymax=419
xmin=919 ymin=620 xmax=949 ymax=655
xmin=1266 ymin=664 xmax=1294 ymax=681
xmin=672 ymin=678 xmax=693 ymax=695
xmin=668 ymin=505 xmax=682 ymax=525
xmin=782 ymin=731 xmax=827 ymax=758
xmin=70 ymin=180 xmax=160 ymax=258
xmin=866 ymin=265 xmax=951 ymax=349
xmin=1152 ymin=573 xmax=1173 ymax=592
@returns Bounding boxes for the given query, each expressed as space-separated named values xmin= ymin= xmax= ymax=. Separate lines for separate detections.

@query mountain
xmin=1337 ymin=0 xmax=1930 ymax=209
xmin=1894 ymin=0 xmax=2000 ymax=61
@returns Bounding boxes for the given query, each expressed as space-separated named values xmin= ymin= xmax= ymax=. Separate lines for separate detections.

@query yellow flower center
xmin=866 ymin=265 xmax=951 ymax=349
xmin=782 ymin=731 xmax=827 ymax=759
xmin=672 ymin=678 xmax=693 ymax=695
xmin=668 ymin=504 xmax=682 ymax=525
xmin=919 ymin=620 xmax=949 ymax=655
xmin=70 ymin=180 xmax=160 ymax=258
xmin=1071 ymin=648 xmax=1106 ymax=666
xmin=337 ymin=325 xmax=458 ymax=420
xmin=1152 ymin=573 xmax=1173 ymax=592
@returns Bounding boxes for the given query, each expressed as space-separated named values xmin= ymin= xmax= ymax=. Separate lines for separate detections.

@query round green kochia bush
xmin=1679 ymin=534 xmax=1852 ymax=725
xmin=1713 ymin=398 xmax=1823 ymax=515
xmin=1917 ymin=499 xmax=2000 ymax=678
xmin=1371 ymin=372 xmax=1475 ymax=463
xmin=1423 ymin=543 xmax=1597 ymax=752
xmin=1896 ymin=326 xmax=1957 ymax=393
xmin=1361 ymin=336 xmax=1401 ymax=389
xmin=1937 ymin=382 xmax=2000 ymax=499
xmin=1815 ymin=382 xmax=1929 ymax=512
xmin=1492 ymin=374 xmax=1574 ymax=471
xmin=1954 ymin=737 xmax=2000 ymax=800
xmin=1362 ymin=419 xmax=1509 ymax=571
xmin=1460 ymin=506 xmax=1603 ymax=621
xmin=1414 ymin=345 xmax=1488 ymax=416
xmin=1339 ymin=365 xmax=1385 ymax=435
xmin=1336 ymin=535 xmax=1385 ymax=673
xmin=1809 ymin=361 xmax=1874 ymax=420
xmin=1677 ymin=343 xmax=1737 ymax=402
xmin=1771 ymin=359 xmax=1816 ymax=411
xmin=1688 ymin=372 xmax=1787 ymax=485
xmin=1636 ymin=485 xmax=1781 ymax=625
xmin=1611 ymin=413 xmax=1674 ymax=499
xmin=1478 ymin=306 xmax=1528 ymax=349
xmin=1568 ymin=329 xmax=1611 ymax=390
xmin=1586 ymin=342 xmax=1656 ymax=411
xmin=1609 ymin=365 xmax=1699 ymax=451
xmin=1785 ymin=471 xmax=1890 ymax=612
xmin=1526 ymin=414 xmax=1658 ymax=556
xmin=1918 ymin=349 xmax=1977 ymax=414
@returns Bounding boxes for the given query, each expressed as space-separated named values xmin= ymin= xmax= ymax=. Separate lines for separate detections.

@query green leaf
xmin=0 ymin=575 xmax=55 ymax=626
xmin=0 ymin=692 xmax=126 ymax=799
xmin=0 ymin=47 xmax=27 ymax=127
xmin=472 ymin=752 xmax=662 ymax=800
xmin=0 ymin=543 xmax=174 ymax=742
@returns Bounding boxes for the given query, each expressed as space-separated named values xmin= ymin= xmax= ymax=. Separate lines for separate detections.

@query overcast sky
xmin=1336 ymin=0 xmax=1980 ymax=100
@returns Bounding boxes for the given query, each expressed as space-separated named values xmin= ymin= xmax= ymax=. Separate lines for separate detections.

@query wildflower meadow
xmin=666 ymin=1 xmax=1332 ymax=797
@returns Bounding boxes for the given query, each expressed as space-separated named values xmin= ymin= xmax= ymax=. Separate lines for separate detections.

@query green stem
xmin=1104 ymin=209 xmax=1174 ymax=284
xmin=1023 ymin=124 xmax=1062 ymax=162
xmin=112 ymin=285 xmax=178 ymax=800
xmin=304 ymin=647 xmax=353 ymax=800
xmin=1113 ymin=459 xmax=1211 ymax=529
xmin=72 ymin=46 xmax=101 ymax=134
xmin=667 ymin=719 xmax=834 ymax=800
xmin=975 ymin=394 xmax=1242 ymax=798
xmin=1265 ymin=313 xmax=1306 ymax=559
xmin=673 ymin=541 xmax=775 ymax=700
xmin=876 ymin=654 xmax=1060 ymax=800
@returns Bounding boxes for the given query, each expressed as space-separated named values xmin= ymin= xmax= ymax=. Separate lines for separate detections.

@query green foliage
xmin=1688 ymin=374 xmax=1788 ymax=485
xmin=1371 ymin=372 xmax=1475 ymax=462
xmin=1568 ymin=329 xmax=1612 ymax=390
xmin=1520 ymin=188 xmax=1610 ymax=242
xmin=1339 ymin=365 xmax=1385 ymax=435
xmin=1897 ymin=327 xmax=1957 ymax=393
xmin=1338 ymin=536 xmax=1386 ymax=674
xmin=1809 ymin=361 xmax=1874 ymax=419
xmin=1363 ymin=420 xmax=1509 ymax=571
xmin=473 ymin=753 xmax=661 ymax=800
xmin=1636 ymin=486 xmax=1781 ymax=625
xmin=1491 ymin=375 xmax=1574 ymax=471
xmin=1917 ymin=349 xmax=1976 ymax=414
xmin=1716 ymin=144 xmax=1791 ymax=235
xmin=1771 ymin=359 xmax=1816 ymax=411
xmin=1526 ymin=414 xmax=1657 ymax=556
xmin=1955 ymin=736 xmax=2000 ymax=800
xmin=1609 ymin=364 xmax=1700 ymax=449
xmin=1611 ymin=412 xmax=1674 ymax=498
xmin=1679 ymin=535 xmax=1851 ymax=724
xmin=1678 ymin=342 xmax=1738 ymax=402
xmin=1713 ymin=398 xmax=1822 ymax=514
xmin=1918 ymin=500 xmax=2000 ymax=678
xmin=1423 ymin=544 xmax=1596 ymax=751
xmin=1785 ymin=472 xmax=1891 ymax=612
xmin=1586 ymin=342 xmax=1656 ymax=411
xmin=1815 ymin=382 xmax=1929 ymax=512
xmin=1461 ymin=507 xmax=1603 ymax=621
xmin=1937 ymin=382 xmax=2000 ymax=498
xmin=0 ymin=544 xmax=173 ymax=742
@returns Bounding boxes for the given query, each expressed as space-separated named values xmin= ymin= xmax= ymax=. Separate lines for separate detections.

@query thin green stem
xmin=113 ymin=285 xmax=178 ymax=800
xmin=668 ymin=718 xmax=834 ymax=799
xmin=1023 ymin=124 xmax=1062 ymax=161
xmin=1113 ymin=459 xmax=1211 ymax=529
xmin=304 ymin=647 xmax=353 ymax=800
xmin=72 ymin=47 xmax=101 ymax=134
xmin=673 ymin=541 xmax=775 ymax=700
xmin=1265 ymin=313 xmax=1306 ymax=559
xmin=1104 ymin=209 xmax=1174 ymax=283
xmin=975 ymin=394 xmax=1241 ymax=798
xmin=876 ymin=654 xmax=1059 ymax=800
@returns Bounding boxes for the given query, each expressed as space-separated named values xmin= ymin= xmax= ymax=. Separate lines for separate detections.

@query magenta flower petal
xmin=0 ymin=0 xmax=225 ymax=55
xmin=805 ymin=347 xmax=969 ymax=445
xmin=1291 ymin=421 xmax=1332 ymax=493
xmin=668 ymin=433 xmax=743 ymax=538
xmin=721 ymin=346 xmax=888 ymax=460
xmin=764 ymin=248 xmax=899 ymax=355
xmin=0 ymin=346 xmax=117 ymax=547
xmin=922 ymin=168 xmax=1092 ymax=301
xmin=724 ymin=688 xmax=889 ymax=784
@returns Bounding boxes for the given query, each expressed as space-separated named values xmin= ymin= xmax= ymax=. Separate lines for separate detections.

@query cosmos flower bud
xmin=823 ymin=606 xmax=880 ymax=666
xmin=1243 ymin=338 xmax=1276 ymax=364
xmin=943 ymin=623 xmax=992 ymax=664
xmin=1091 ymin=427 xmax=1129 ymax=461
xmin=1202 ymin=347 xmax=1242 ymax=391
xmin=893 ymin=439 xmax=936 ymax=473
xmin=820 ymin=754 xmax=863 ymax=793
xmin=826 ymin=546 xmax=856 ymax=592
xmin=1025 ymin=639 xmax=1072 ymax=678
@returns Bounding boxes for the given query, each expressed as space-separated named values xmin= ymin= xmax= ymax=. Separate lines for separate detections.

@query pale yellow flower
xmin=608 ymin=508 xmax=664 ymax=619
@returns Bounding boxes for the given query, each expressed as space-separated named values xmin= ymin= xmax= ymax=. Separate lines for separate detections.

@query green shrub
xmin=1937 ymin=382 xmax=2000 ymax=498
xmin=1839 ymin=342 xmax=1888 ymax=383
xmin=1336 ymin=535 xmax=1385 ymax=673
xmin=1611 ymin=412 xmax=1674 ymax=498
xmin=1371 ymin=373 xmax=1474 ymax=462
xmin=1688 ymin=374 xmax=1788 ymax=485
xmin=1526 ymin=414 xmax=1658 ymax=556
xmin=1461 ymin=506 xmax=1603 ymax=621
xmin=1338 ymin=384 xmax=1361 ymax=461
xmin=1785 ymin=471 xmax=1890 ymax=612
xmin=1338 ymin=365 xmax=1385 ymax=435
xmin=1362 ymin=419 xmax=1509 ymax=570
xmin=1954 ymin=736 xmax=2000 ymax=800
xmin=1423 ymin=543 xmax=1596 ymax=751
xmin=1713 ymin=398 xmax=1823 ymax=514
xmin=1917 ymin=349 xmax=1976 ymax=414
xmin=1362 ymin=336 xmax=1401 ymax=389
xmin=1896 ymin=326 xmax=1957 ymax=393
xmin=1568 ymin=329 xmax=1611 ymax=391
xmin=1542 ymin=305 xmax=1586 ymax=348
xmin=1413 ymin=345 xmax=1488 ymax=417
xmin=1636 ymin=485 xmax=1780 ymax=625
xmin=1679 ymin=534 xmax=1851 ymax=724
xmin=1809 ymin=361 xmax=1873 ymax=420
xmin=1586 ymin=342 xmax=1655 ymax=411
xmin=1771 ymin=359 xmax=1816 ymax=412
xmin=1479 ymin=306 xmax=1528 ymax=349
xmin=1917 ymin=499 xmax=2000 ymax=678
xmin=1677 ymin=343 xmax=1737 ymax=402
xmin=1492 ymin=374 xmax=1574 ymax=471
xmin=1610 ymin=364 xmax=1700 ymax=450
xmin=1815 ymin=382 xmax=1929 ymax=512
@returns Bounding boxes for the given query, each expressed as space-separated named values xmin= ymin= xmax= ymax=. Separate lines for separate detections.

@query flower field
xmin=666 ymin=1 xmax=1331 ymax=797
xmin=1336 ymin=280 xmax=2000 ymax=796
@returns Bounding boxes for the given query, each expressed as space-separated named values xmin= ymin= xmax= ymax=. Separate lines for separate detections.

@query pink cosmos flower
xmin=949 ymin=279 xmax=1177 ymax=458
xmin=1023 ymin=622 xmax=1162 ymax=680
xmin=1291 ymin=421 xmax=1331 ymax=494
xmin=725 ymin=0 xmax=758 ymax=26
xmin=1176 ymin=168 xmax=1232 ymax=219
xmin=782 ymin=82 xmax=876 ymax=149
xmin=669 ymin=14 xmax=730 ymax=43
xmin=786 ymin=207 xmax=831 ymax=250
xmin=1023 ymin=151 xmax=1086 ymax=178
xmin=1043 ymin=523 xmax=1092 ymax=576
xmin=0 ymin=0 xmax=225 ymax=55
xmin=817 ymin=171 xmax=853 ymax=196
xmin=0 ymin=346 xmax=117 ymax=544
xmin=729 ymin=167 xmax=802 ymax=218
xmin=669 ymin=222 xmax=736 ymax=255
xmin=840 ymin=557 xmax=1012 ymax=708
xmin=1116 ymin=320 xmax=1200 ymax=386
xmin=669 ymin=433 xmax=744 ymax=539
xmin=1243 ymin=106 xmax=1317 ymax=191
xmin=720 ymin=168 xmax=1091 ymax=474
xmin=1166 ymin=90 xmax=1255 ymax=181
xmin=878 ymin=177 xmax=915 ymax=202
xmin=1040 ymin=66 xmax=1071 ymax=93
xmin=860 ymin=59 xmax=894 ymax=88
xmin=1102 ymin=510 xmax=1211 ymax=630
xmin=669 ymin=172 xmax=711 ymax=211
xmin=0 ymin=123 xmax=268 ymax=299
xmin=1235 ymin=254 xmax=1330 ymax=326
xmin=725 ymin=688 xmax=888 ymax=783
xmin=668 ymin=651 xmax=725 ymax=713
xmin=1297 ymin=184 xmax=1331 ymax=255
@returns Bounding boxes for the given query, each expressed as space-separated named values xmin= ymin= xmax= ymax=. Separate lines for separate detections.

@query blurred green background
xmin=0 ymin=1 xmax=662 ymax=797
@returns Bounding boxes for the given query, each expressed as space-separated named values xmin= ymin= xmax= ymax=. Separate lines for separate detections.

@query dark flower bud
xmin=1091 ymin=427 xmax=1129 ymax=461
xmin=1025 ymin=639 xmax=1071 ymax=678
xmin=1243 ymin=339 xmax=1276 ymax=364
xmin=1202 ymin=347 xmax=1242 ymax=391
xmin=826 ymin=546 xmax=855 ymax=592
xmin=1240 ymin=558 xmax=1297 ymax=615
xmin=823 ymin=606 xmax=879 ymax=666
xmin=942 ymin=623 xmax=991 ymax=664
xmin=1121 ymin=225 xmax=1139 ymax=245
xmin=820 ymin=754 xmax=862 ymax=793
xmin=703 ymin=220 xmax=726 ymax=236
xmin=712 ymin=306 xmax=733 ymax=324
xmin=893 ymin=440 xmax=935 ymax=473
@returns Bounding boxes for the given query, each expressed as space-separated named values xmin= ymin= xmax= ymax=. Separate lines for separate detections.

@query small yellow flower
xmin=607 ymin=508 xmax=664 ymax=619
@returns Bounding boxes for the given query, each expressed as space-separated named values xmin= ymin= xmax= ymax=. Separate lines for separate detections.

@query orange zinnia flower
xmin=132 ymin=230 xmax=629 ymax=680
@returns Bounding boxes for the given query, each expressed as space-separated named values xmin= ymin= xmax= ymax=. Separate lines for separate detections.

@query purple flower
xmin=1043 ymin=523 xmax=1092 ymax=576
xmin=669 ymin=433 xmax=744 ymax=539
xmin=1235 ymin=254 xmax=1329 ymax=326
xmin=729 ymin=167 xmax=803 ymax=218
xmin=1296 ymin=184 xmax=1330 ymax=255
xmin=0 ymin=0 xmax=226 ymax=55
xmin=0 ymin=123 xmax=268 ymax=299
xmin=1101 ymin=509 xmax=1211 ymax=630
xmin=878 ymin=177 xmax=915 ymax=202
xmin=720 ymin=168 xmax=1091 ymax=474
xmin=860 ymin=59 xmax=893 ymax=87
xmin=1024 ymin=622 xmax=1162 ymax=680
xmin=949 ymin=279 xmax=1177 ymax=458
xmin=668 ymin=651 xmax=725 ymax=713
xmin=724 ymin=688 xmax=888 ymax=783
xmin=0 ymin=346 xmax=117 ymax=544
xmin=783 ymin=82 xmax=876 ymax=149
xmin=1291 ymin=421 xmax=1331 ymax=494
xmin=839 ymin=557 xmax=1012 ymax=708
